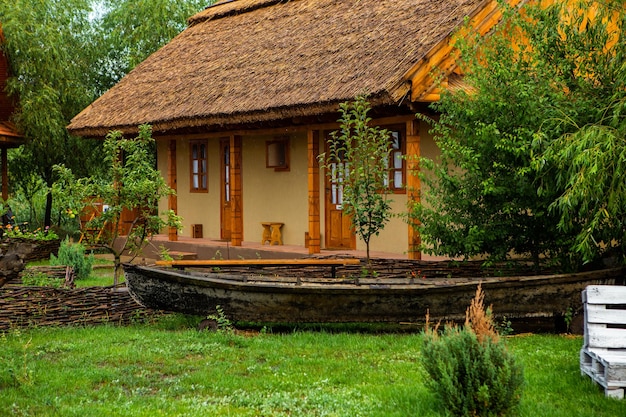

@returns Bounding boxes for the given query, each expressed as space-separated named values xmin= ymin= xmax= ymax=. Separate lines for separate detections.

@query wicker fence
xmin=0 ymin=285 xmax=158 ymax=330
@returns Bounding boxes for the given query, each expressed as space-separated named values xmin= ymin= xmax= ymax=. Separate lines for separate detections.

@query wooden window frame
xmin=383 ymin=125 xmax=406 ymax=194
xmin=189 ymin=139 xmax=208 ymax=193
xmin=266 ymin=136 xmax=290 ymax=171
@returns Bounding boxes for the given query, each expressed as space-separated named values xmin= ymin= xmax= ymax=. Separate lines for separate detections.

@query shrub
xmin=421 ymin=285 xmax=524 ymax=417
xmin=50 ymin=238 xmax=94 ymax=280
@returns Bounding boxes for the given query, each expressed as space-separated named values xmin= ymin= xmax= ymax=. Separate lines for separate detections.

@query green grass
xmin=24 ymin=256 xmax=122 ymax=288
xmin=0 ymin=318 xmax=623 ymax=417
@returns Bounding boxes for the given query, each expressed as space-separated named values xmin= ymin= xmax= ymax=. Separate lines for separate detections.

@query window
xmin=190 ymin=140 xmax=208 ymax=192
xmin=384 ymin=126 xmax=405 ymax=193
xmin=266 ymin=137 xmax=290 ymax=171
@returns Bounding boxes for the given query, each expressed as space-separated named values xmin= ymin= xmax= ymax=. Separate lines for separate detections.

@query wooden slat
xmin=155 ymin=258 xmax=361 ymax=267
xmin=587 ymin=326 xmax=626 ymax=349
xmin=586 ymin=304 xmax=626 ymax=325
xmin=584 ymin=285 xmax=626 ymax=304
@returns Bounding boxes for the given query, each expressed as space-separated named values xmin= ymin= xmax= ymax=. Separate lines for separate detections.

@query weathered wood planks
xmin=580 ymin=285 xmax=626 ymax=399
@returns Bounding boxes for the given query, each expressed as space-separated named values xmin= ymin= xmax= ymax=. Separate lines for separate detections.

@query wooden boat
xmin=123 ymin=260 xmax=626 ymax=326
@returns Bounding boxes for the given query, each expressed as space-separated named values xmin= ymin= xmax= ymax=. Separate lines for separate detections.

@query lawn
xmin=0 ymin=316 xmax=623 ymax=417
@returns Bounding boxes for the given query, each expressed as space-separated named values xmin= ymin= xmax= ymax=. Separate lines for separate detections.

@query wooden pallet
xmin=580 ymin=285 xmax=626 ymax=399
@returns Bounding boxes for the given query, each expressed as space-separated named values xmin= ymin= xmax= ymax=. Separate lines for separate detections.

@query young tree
xmin=412 ymin=0 xmax=624 ymax=269
xmin=53 ymin=125 xmax=181 ymax=285
xmin=319 ymin=96 xmax=393 ymax=266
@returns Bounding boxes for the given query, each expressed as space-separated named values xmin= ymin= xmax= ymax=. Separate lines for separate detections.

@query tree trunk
xmin=44 ymin=190 xmax=53 ymax=228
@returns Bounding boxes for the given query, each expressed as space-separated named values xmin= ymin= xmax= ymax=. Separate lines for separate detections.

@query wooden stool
xmin=261 ymin=222 xmax=283 ymax=245
xmin=261 ymin=222 xmax=272 ymax=244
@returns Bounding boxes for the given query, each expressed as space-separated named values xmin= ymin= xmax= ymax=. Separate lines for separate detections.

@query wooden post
xmin=406 ymin=119 xmax=421 ymax=260
xmin=167 ymin=139 xmax=178 ymax=241
xmin=230 ymin=135 xmax=243 ymax=246
xmin=1 ymin=147 xmax=7 ymax=202
xmin=307 ymin=129 xmax=321 ymax=254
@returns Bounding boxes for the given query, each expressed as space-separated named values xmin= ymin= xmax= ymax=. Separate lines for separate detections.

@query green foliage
xmin=0 ymin=0 xmax=208 ymax=228
xmin=319 ymin=96 xmax=393 ymax=264
xmin=52 ymin=124 xmax=182 ymax=284
xmin=1 ymin=224 xmax=59 ymax=241
xmin=205 ymin=305 xmax=234 ymax=334
xmin=534 ymin=0 xmax=626 ymax=264
xmin=0 ymin=0 xmax=106 ymax=226
xmin=96 ymin=0 xmax=210 ymax=91
xmin=412 ymin=0 xmax=624 ymax=269
xmin=422 ymin=287 xmax=524 ymax=417
xmin=21 ymin=272 xmax=61 ymax=288
xmin=422 ymin=325 xmax=524 ymax=417
xmin=50 ymin=238 xmax=94 ymax=280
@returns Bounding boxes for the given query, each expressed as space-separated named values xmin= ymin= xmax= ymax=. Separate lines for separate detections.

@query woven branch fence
xmin=0 ymin=285 xmax=158 ymax=331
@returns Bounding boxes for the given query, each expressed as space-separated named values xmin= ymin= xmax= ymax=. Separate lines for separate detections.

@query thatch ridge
xmin=190 ymin=0 xmax=287 ymax=25
xmin=68 ymin=0 xmax=489 ymax=137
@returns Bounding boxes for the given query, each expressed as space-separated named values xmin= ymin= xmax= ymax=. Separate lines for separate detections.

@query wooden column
xmin=1 ymin=148 xmax=7 ymax=202
xmin=230 ymin=135 xmax=243 ymax=246
xmin=167 ymin=139 xmax=178 ymax=241
xmin=307 ymin=129 xmax=321 ymax=254
xmin=406 ymin=119 xmax=421 ymax=260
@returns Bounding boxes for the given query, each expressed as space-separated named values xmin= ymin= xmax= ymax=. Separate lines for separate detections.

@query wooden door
xmin=324 ymin=138 xmax=355 ymax=250
xmin=220 ymin=138 xmax=231 ymax=240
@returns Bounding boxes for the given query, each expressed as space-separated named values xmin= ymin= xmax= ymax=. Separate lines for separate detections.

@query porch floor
xmin=135 ymin=234 xmax=450 ymax=263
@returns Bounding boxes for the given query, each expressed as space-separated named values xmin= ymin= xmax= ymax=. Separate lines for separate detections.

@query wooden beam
xmin=307 ymin=129 xmax=321 ymax=254
xmin=230 ymin=135 xmax=243 ymax=246
xmin=406 ymin=0 xmax=525 ymax=102
xmin=167 ymin=139 xmax=178 ymax=241
xmin=406 ymin=119 xmax=421 ymax=260
xmin=1 ymin=147 xmax=7 ymax=202
xmin=155 ymin=259 xmax=361 ymax=267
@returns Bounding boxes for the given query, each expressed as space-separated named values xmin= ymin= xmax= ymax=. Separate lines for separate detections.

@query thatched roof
xmin=68 ymin=0 xmax=497 ymax=138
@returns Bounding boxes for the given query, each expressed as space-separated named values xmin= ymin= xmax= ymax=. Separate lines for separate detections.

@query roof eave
xmin=67 ymin=94 xmax=398 ymax=138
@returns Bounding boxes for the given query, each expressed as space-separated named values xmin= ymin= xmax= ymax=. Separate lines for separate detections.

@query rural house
xmin=67 ymin=0 xmax=518 ymax=259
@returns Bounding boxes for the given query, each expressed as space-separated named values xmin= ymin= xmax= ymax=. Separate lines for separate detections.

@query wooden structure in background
xmin=0 ymin=25 xmax=24 ymax=202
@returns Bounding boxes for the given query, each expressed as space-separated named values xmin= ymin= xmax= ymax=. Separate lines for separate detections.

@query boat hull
xmin=123 ymin=264 xmax=625 ymax=324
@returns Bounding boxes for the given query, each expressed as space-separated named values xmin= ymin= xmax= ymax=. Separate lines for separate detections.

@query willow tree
xmin=0 ymin=0 xmax=211 ymax=228
xmin=94 ymin=0 xmax=210 ymax=93
xmin=0 ymin=0 xmax=103 ymax=227
xmin=535 ymin=0 xmax=625 ymax=265
xmin=412 ymin=0 xmax=624 ymax=269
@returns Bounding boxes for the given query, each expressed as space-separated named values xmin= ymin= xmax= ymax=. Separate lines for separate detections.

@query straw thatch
xmin=68 ymin=0 xmax=490 ymax=138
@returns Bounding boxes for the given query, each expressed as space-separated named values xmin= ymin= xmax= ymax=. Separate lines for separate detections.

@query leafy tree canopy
xmin=413 ymin=0 xmax=624 ymax=269
xmin=53 ymin=125 xmax=182 ymax=284
xmin=0 ymin=0 xmax=210 ymax=228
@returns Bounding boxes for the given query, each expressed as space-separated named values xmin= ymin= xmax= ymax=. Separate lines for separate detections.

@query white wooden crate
xmin=580 ymin=285 xmax=626 ymax=399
